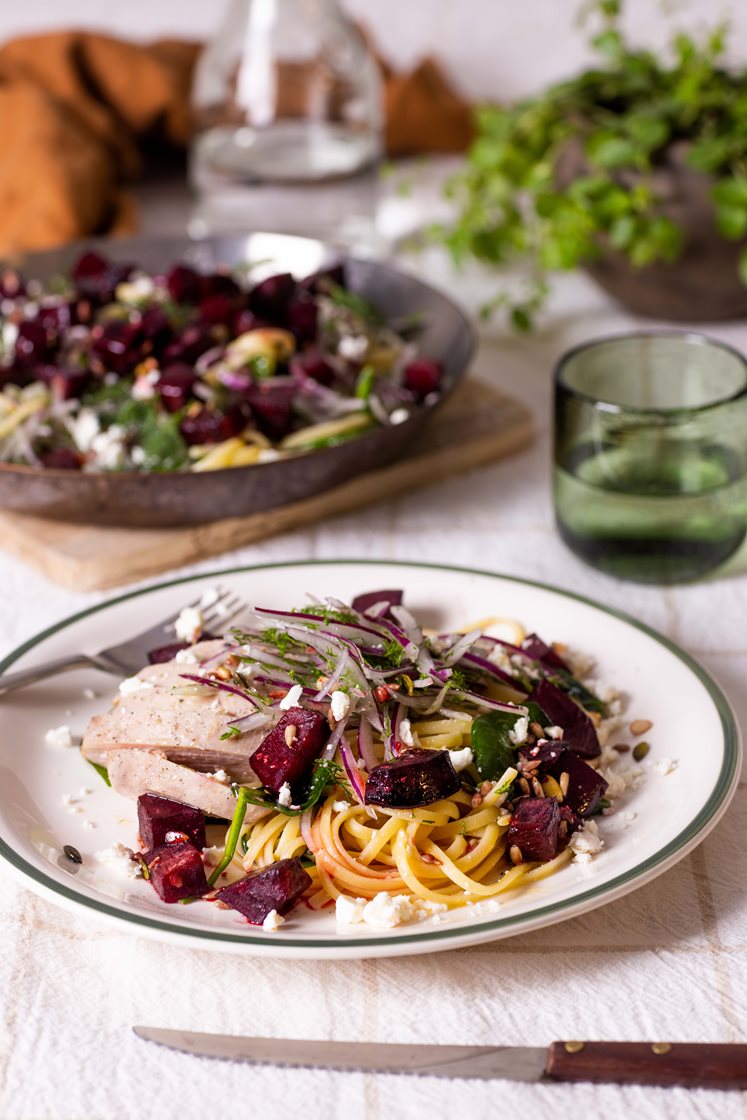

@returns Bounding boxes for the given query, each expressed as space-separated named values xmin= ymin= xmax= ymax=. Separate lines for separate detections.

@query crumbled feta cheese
xmin=61 ymin=793 xmax=76 ymax=806
xmin=90 ymin=424 xmax=127 ymax=469
xmin=131 ymin=368 xmax=160 ymax=401
xmin=543 ymin=725 xmax=564 ymax=740
xmin=389 ymin=408 xmax=410 ymax=425
xmin=94 ymin=843 xmax=142 ymax=878
xmin=279 ymin=684 xmax=303 ymax=710
xmin=115 ymin=275 xmax=155 ymax=304
xmin=206 ymin=769 xmax=230 ymax=784
xmin=262 ymin=909 xmax=286 ymax=931
xmin=82 ymin=687 xmax=98 ymax=700
xmin=199 ymin=587 xmax=220 ymax=609
xmin=398 ymin=718 xmax=415 ymax=747
xmin=130 ymin=445 xmax=147 ymax=466
xmin=118 ymin=676 xmax=154 ymax=697
xmin=174 ymin=646 xmax=199 ymax=665
xmin=82 ymin=819 xmax=96 ymax=831
xmin=448 ymin=747 xmax=474 ymax=772
xmin=602 ymin=771 xmax=627 ymax=800
xmin=330 ymin=690 xmax=350 ymax=722
xmin=508 ymin=716 xmax=529 ymax=746
xmin=653 ymin=757 xmax=678 ymax=776
xmin=337 ymin=334 xmax=369 ymax=361
xmin=174 ymin=605 xmax=204 ymax=644
xmin=79 ymin=787 xmax=93 ymax=798
xmin=257 ymin=449 xmax=281 ymax=463
xmin=362 ymin=893 xmax=416 ymax=929
xmin=332 ymin=800 xmax=350 ymax=812
xmin=569 ymin=820 xmax=604 ymax=864
xmin=45 ymin=725 xmax=73 ymax=749
xmin=1 ymin=319 xmax=18 ymax=354
xmin=68 ymin=408 xmax=100 ymax=453
xmin=277 ymin=782 xmax=293 ymax=808
xmin=335 ymin=895 xmax=368 ymax=925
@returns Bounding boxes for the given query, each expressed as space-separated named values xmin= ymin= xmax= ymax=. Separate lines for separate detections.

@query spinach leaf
xmin=470 ymin=710 xmax=522 ymax=780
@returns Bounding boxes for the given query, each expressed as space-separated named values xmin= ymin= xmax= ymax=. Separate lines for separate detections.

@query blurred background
xmin=0 ymin=0 xmax=741 ymax=100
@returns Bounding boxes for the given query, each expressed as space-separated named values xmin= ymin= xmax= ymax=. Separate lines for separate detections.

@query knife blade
xmin=133 ymin=1028 xmax=747 ymax=1089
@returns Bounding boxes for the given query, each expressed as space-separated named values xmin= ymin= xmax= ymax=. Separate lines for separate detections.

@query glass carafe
xmin=190 ymin=0 xmax=383 ymax=248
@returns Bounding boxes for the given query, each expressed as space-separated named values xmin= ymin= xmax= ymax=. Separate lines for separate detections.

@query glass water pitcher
xmin=190 ymin=0 xmax=384 ymax=248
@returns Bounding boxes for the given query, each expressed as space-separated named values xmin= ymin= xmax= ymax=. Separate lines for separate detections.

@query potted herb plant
xmin=443 ymin=0 xmax=747 ymax=326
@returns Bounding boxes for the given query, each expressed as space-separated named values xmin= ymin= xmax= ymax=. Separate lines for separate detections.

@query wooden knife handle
xmin=546 ymin=1041 xmax=747 ymax=1089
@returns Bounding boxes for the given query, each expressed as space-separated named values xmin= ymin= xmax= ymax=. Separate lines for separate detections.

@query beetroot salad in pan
xmin=0 ymin=253 xmax=442 ymax=473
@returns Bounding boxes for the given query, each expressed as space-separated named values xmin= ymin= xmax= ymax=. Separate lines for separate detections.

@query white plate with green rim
xmin=0 ymin=560 xmax=740 ymax=959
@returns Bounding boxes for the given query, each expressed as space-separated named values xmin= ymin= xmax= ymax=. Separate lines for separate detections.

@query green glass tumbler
xmin=554 ymin=332 xmax=747 ymax=584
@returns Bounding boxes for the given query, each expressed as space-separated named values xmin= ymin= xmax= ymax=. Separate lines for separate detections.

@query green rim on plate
xmin=0 ymin=559 xmax=740 ymax=951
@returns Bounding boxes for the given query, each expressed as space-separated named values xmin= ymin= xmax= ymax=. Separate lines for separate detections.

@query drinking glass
xmin=553 ymin=332 xmax=747 ymax=583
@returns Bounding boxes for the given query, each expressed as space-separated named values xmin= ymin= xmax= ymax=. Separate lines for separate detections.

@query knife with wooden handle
xmin=133 ymin=1028 xmax=747 ymax=1089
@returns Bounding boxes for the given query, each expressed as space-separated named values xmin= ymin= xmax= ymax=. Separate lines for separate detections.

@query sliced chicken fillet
xmin=107 ymin=749 xmax=269 ymax=824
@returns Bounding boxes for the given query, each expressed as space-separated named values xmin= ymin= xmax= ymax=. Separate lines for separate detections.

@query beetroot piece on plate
xmin=249 ymin=273 xmax=296 ymax=318
xmin=351 ymin=589 xmax=403 ymax=616
xmin=298 ymin=264 xmax=346 ymax=294
xmin=546 ymin=749 xmax=609 ymax=818
xmin=403 ymin=358 xmax=442 ymax=399
xmin=145 ymin=841 xmax=209 ymax=903
xmin=35 ymin=364 xmax=90 ymax=401
xmin=286 ymin=298 xmax=318 ymax=342
xmin=290 ymin=348 xmax=335 ymax=385
xmin=521 ymin=633 xmax=570 ymax=672
xmin=180 ymin=405 xmax=246 ymax=446
xmin=529 ymin=679 xmax=600 ymax=759
xmin=40 ymin=448 xmax=82 ymax=470
xmin=147 ymin=641 xmax=190 ymax=664
xmin=215 ymin=857 xmax=312 ymax=924
xmin=138 ymin=793 xmax=206 ymax=851
xmin=15 ymin=320 xmax=55 ymax=366
xmin=157 ymin=363 xmax=198 ymax=412
xmin=245 ymin=378 xmax=296 ymax=439
xmin=250 ymin=707 xmax=329 ymax=795
xmin=506 ymin=797 xmax=561 ymax=863
xmin=166 ymin=263 xmax=203 ymax=304
xmin=365 ymin=748 xmax=460 ymax=809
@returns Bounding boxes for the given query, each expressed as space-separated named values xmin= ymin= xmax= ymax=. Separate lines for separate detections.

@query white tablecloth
xmin=1 ymin=176 xmax=746 ymax=1120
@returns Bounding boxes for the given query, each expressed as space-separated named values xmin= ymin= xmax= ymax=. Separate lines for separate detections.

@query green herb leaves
xmin=439 ymin=0 xmax=747 ymax=328
xmin=470 ymin=711 xmax=522 ymax=780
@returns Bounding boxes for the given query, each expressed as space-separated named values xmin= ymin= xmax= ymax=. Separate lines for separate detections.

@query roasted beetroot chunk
xmin=506 ymin=797 xmax=560 ymax=863
xmin=245 ymin=378 xmax=296 ymax=439
xmin=138 ymin=793 xmax=206 ymax=850
xmin=365 ymin=748 xmax=460 ymax=808
xmin=403 ymin=358 xmax=442 ymax=399
xmin=146 ymin=841 xmax=209 ymax=903
xmin=547 ymin=748 xmax=609 ymax=818
xmin=250 ymin=707 xmax=329 ymax=795
xmin=529 ymin=679 xmax=600 ymax=759
xmin=521 ymin=633 xmax=569 ymax=672
xmin=216 ymin=857 xmax=311 ymax=924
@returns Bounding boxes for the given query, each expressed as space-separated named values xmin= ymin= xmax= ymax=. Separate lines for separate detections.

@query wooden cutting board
xmin=0 ymin=379 xmax=532 ymax=591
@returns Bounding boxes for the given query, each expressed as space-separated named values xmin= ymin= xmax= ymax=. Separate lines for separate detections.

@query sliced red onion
xmin=339 ymin=736 xmax=366 ymax=804
xmin=460 ymin=651 xmax=528 ymax=691
xmin=217 ymin=367 xmax=253 ymax=392
xmin=178 ymin=674 xmax=259 ymax=707
xmin=314 ymin=649 xmax=349 ymax=701
xmin=450 ymin=688 xmax=527 ymax=715
xmin=300 ymin=809 xmax=316 ymax=851
xmin=226 ymin=710 xmax=273 ymax=733
xmin=441 ymin=629 xmax=482 ymax=667
xmin=357 ymin=715 xmax=379 ymax=770
xmin=390 ymin=604 xmax=424 ymax=647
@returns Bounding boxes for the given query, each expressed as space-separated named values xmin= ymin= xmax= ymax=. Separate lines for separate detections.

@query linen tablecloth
xmin=1 ymin=184 xmax=746 ymax=1120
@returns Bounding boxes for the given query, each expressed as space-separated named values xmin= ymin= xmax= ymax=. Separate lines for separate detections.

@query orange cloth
xmin=0 ymin=30 xmax=472 ymax=256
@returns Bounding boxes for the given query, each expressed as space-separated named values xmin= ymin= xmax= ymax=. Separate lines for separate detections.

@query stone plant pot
xmin=558 ymin=140 xmax=747 ymax=322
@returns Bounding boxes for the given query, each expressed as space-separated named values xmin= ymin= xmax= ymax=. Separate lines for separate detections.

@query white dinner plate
xmin=0 ymin=560 xmax=740 ymax=959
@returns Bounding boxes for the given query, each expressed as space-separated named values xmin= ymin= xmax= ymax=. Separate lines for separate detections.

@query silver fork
xmin=0 ymin=586 xmax=247 ymax=697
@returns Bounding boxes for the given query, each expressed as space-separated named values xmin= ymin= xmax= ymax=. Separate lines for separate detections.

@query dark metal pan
xmin=0 ymin=233 xmax=475 ymax=527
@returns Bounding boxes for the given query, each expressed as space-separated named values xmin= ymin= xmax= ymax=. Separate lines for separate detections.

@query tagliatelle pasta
xmin=93 ymin=588 xmax=634 ymax=927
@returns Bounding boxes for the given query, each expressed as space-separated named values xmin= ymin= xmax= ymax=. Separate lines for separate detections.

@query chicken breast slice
xmin=107 ymin=749 xmax=269 ymax=824
xmin=81 ymin=642 xmax=268 ymax=783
